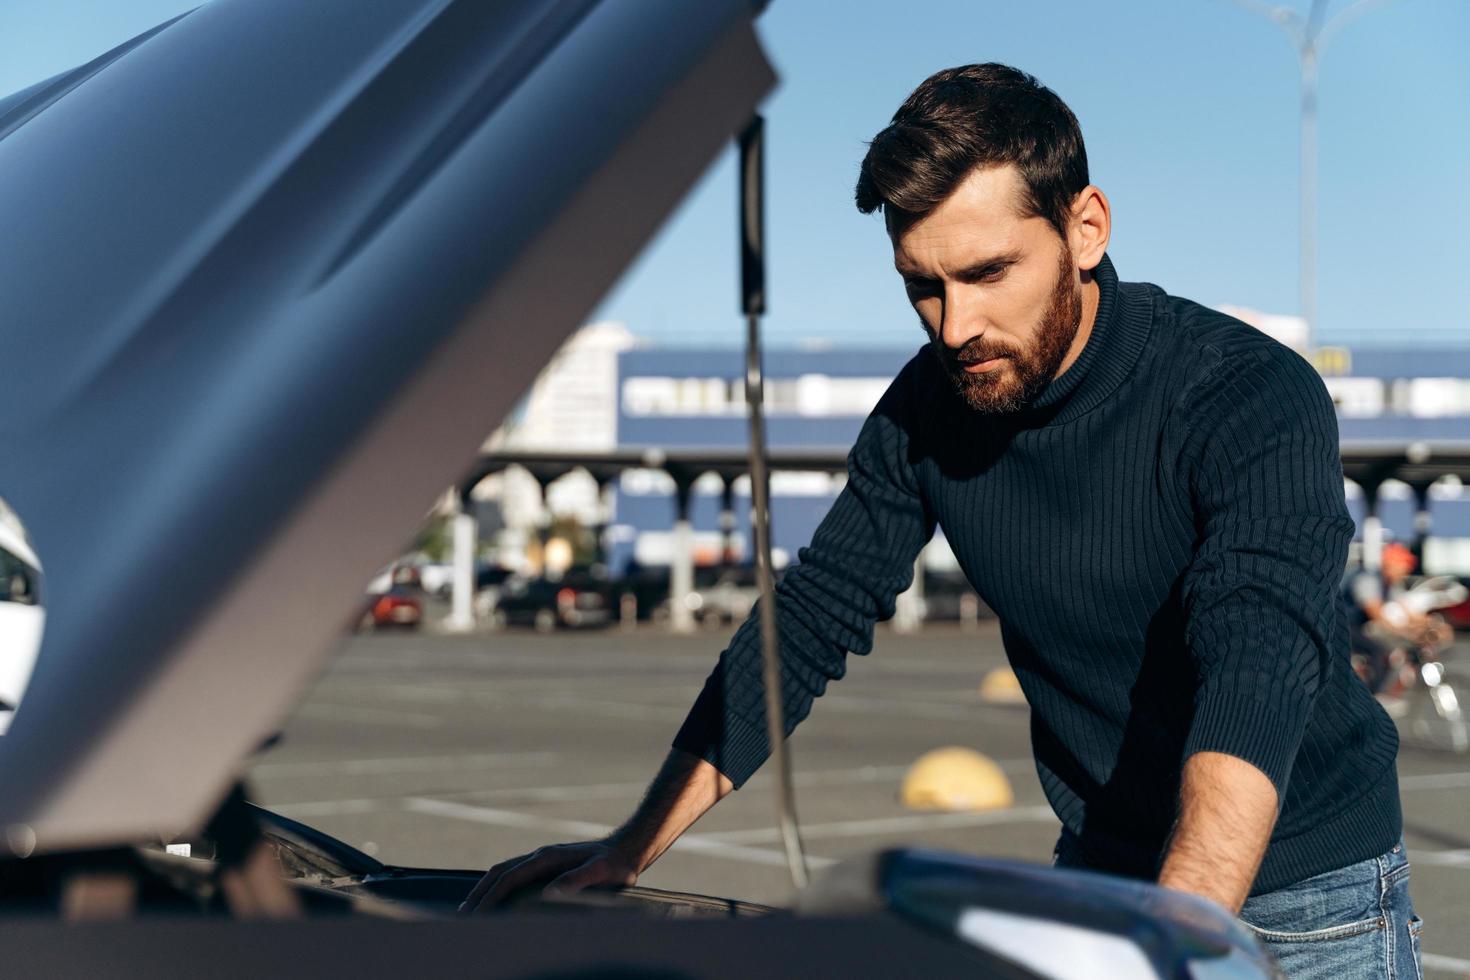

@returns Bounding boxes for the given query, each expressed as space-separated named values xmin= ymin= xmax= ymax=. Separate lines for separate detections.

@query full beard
xmin=930 ymin=247 xmax=1083 ymax=415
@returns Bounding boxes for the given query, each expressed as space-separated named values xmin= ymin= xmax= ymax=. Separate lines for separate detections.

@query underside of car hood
xmin=0 ymin=0 xmax=774 ymax=854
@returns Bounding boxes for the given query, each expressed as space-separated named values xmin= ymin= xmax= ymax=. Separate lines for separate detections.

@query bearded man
xmin=466 ymin=63 xmax=1418 ymax=977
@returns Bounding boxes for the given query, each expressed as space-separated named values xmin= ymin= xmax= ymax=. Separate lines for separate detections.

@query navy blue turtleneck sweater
xmin=672 ymin=255 xmax=1401 ymax=895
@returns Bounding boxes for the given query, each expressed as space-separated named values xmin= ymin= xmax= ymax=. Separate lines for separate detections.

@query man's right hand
xmin=459 ymin=838 xmax=642 ymax=913
xmin=458 ymin=749 xmax=733 ymax=914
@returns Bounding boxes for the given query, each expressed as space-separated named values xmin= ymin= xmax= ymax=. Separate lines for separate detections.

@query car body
xmin=0 ymin=2 xmax=1276 ymax=976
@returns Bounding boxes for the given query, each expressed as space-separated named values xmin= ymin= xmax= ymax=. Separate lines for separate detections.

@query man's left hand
xmin=1157 ymin=751 xmax=1277 ymax=914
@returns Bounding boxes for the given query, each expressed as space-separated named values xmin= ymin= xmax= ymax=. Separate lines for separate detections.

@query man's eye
xmin=904 ymin=278 xmax=937 ymax=292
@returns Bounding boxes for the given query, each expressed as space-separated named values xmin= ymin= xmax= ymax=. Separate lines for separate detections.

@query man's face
xmin=890 ymin=165 xmax=1083 ymax=414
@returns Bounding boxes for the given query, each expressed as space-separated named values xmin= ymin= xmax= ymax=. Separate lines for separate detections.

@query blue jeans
xmin=1239 ymin=839 xmax=1422 ymax=979
xmin=1054 ymin=832 xmax=1423 ymax=978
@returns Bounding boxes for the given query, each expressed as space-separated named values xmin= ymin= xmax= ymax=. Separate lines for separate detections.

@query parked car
xmin=414 ymin=561 xmax=455 ymax=598
xmin=653 ymin=565 xmax=771 ymax=628
xmin=613 ymin=563 xmax=673 ymax=621
xmin=0 ymin=1 xmax=1275 ymax=976
xmin=358 ymin=585 xmax=423 ymax=632
xmin=921 ymin=567 xmax=994 ymax=623
xmin=0 ymin=512 xmax=44 ymax=734
xmin=494 ymin=568 xmax=614 ymax=632
xmin=471 ymin=562 xmax=516 ymax=622
xmin=364 ymin=562 xmax=422 ymax=595
xmin=1438 ymin=576 xmax=1470 ymax=630
xmin=357 ymin=564 xmax=425 ymax=631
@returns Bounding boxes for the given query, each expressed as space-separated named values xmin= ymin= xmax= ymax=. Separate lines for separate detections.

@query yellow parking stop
xmin=979 ymin=667 xmax=1026 ymax=705
xmin=900 ymin=746 xmax=1014 ymax=812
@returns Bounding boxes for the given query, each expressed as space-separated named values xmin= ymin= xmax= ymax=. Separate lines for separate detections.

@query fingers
xmin=542 ymin=858 xmax=636 ymax=900
xmin=459 ymin=855 xmax=522 ymax=913
xmin=458 ymin=852 xmax=540 ymax=916
xmin=541 ymin=861 xmax=601 ymax=899
xmin=462 ymin=847 xmax=583 ymax=913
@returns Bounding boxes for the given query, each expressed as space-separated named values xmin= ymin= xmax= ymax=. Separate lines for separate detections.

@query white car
xmin=0 ymin=510 xmax=43 ymax=735
xmin=415 ymin=561 xmax=455 ymax=598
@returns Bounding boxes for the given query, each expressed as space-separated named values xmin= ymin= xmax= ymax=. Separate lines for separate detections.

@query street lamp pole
xmin=1225 ymin=0 xmax=1406 ymax=352
xmin=1300 ymin=11 xmax=1320 ymax=355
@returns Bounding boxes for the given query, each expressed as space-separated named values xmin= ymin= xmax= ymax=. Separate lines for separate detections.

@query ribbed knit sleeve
xmin=1177 ymin=344 xmax=1356 ymax=797
xmin=671 ymin=357 xmax=937 ymax=787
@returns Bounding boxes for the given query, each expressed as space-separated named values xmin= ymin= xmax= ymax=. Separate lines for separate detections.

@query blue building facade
xmin=609 ymin=344 xmax=1470 ymax=575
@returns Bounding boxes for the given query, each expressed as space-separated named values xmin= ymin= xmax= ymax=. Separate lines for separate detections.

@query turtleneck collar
xmin=1021 ymin=253 xmax=1153 ymax=426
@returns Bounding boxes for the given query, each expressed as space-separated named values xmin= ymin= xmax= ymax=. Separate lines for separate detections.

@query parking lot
xmin=250 ymin=623 xmax=1470 ymax=976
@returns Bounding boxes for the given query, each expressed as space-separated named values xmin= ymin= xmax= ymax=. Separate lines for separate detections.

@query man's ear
xmin=1068 ymin=185 xmax=1111 ymax=271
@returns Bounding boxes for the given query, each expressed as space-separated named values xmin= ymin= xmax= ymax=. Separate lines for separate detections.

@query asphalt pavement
xmin=249 ymin=621 xmax=1470 ymax=977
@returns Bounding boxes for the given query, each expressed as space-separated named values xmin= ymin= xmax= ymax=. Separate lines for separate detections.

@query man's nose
xmin=940 ymin=285 xmax=985 ymax=351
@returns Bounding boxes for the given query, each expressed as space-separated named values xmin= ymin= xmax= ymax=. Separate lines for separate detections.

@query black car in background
xmin=492 ymin=567 xmax=614 ymax=631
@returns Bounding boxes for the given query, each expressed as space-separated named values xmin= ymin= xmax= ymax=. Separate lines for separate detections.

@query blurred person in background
xmin=464 ymin=63 xmax=1418 ymax=978
xmin=1346 ymin=542 xmax=1451 ymax=695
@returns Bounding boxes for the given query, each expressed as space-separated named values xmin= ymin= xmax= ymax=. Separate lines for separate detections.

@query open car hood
xmin=0 ymin=0 xmax=774 ymax=855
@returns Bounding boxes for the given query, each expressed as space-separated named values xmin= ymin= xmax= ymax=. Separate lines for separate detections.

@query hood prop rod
xmin=739 ymin=114 xmax=808 ymax=891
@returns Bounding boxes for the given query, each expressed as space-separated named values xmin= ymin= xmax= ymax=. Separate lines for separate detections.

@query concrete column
xmin=719 ymin=478 xmax=737 ymax=567
xmin=446 ymin=502 xmax=478 ymax=633
xmin=620 ymin=592 xmax=639 ymax=633
xmin=1410 ymin=481 xmax=1435 ymax=565
xmin=532 ymin=474 xmax=554 ymax=574
xmin=669 ymin=477 xmax=695 ymax=633
xmin=893 ymin=550 xmax=926 ymax=634
xmin=1361 ymin=480 xmax=1384 ymax=573
xmin=959 ymin=592 xmax=981 ymax=634
xmin=593 ymin=473 xmax=616 ymax=567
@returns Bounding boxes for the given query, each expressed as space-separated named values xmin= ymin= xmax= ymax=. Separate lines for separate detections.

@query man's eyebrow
xmin=955 ymin=251 xmax=1022 ymax=280
xmin=894 ymin=249 xmax=1023 ymax=280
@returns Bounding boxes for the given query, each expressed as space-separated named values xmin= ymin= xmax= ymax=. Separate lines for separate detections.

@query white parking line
xmin=402 ymin=797 xmax=836 ymax=870
xmin=670 ymin=833 xmax=837 ymax=869
xmin=269 ymin=798 xmax=384 ymax=818
xmin=339 ymin=651 xmax=708 ymax=672
xmin=404 ymin=797 xmax=610 ymax=837
xmin=1422 ymin=952 xmax=1470 ymax=976
xmin=261 ymin=760 xmax=1039 ymax=816
xmin=368 ymin=684 xmax=688 ymax=723
xmin=695 ymin=805 xmax=1059 ymax=845
xmin=819 ymin=695 xmax=1016 ymax=722
xmin=1400 ymin=772 xmax=1470 ymax=792
xmin=1412 ymin=848 xmax=1470 ymax=869
xmin=427 ymin=761 xmax=1034 ymax=806
xmin=362 ymin=678 xmax=1016 ymax=725
xmin=263 ymin=766 xmax=923 ymax=814
xmin=294 ymin=702 xmax=444 ymax=728
xmin=450 ymin=779 xmax=652 ymax=804
xmin=253 ymin=751 xmax=558 ymax=778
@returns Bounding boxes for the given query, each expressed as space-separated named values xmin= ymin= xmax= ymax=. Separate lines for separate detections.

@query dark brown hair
xmin=855 ymin=63 xmax=1088 ymax=237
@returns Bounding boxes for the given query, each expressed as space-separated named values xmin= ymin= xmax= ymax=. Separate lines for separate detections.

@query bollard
xmin=620 ymin=592 xmax=638 ymax=633
xmin=959 ymin=593 xmax=979 ymax=633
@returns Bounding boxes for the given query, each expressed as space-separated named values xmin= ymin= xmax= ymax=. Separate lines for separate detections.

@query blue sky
xmin=4 ymin=0 xmax=1466 ymax=349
